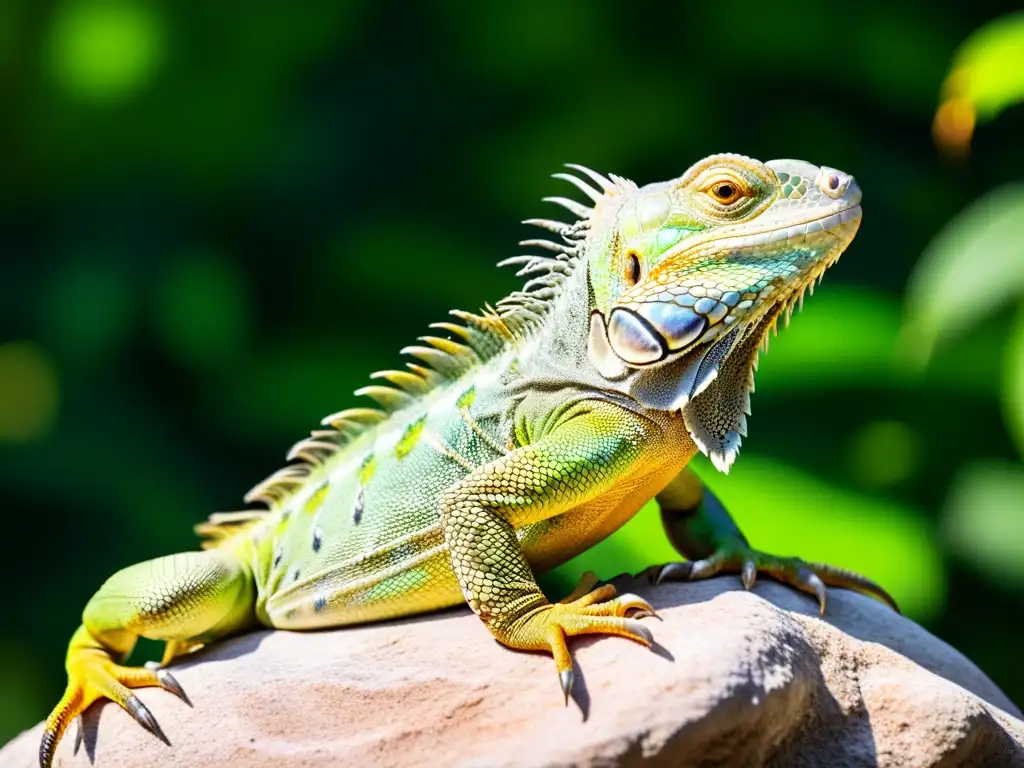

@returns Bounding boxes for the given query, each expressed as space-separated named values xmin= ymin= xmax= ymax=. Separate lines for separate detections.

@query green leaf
xmin=942 ymin=461 xmax=1024 ymax=585
xmin=944 ymin=10 xmax=1024 ymax=122
xmin=902 ymin=183 xmax=1024 ymax=364
xmin=933 ymin=11 xmax=1024 ymax=154
xmin=544 ymin=454 xmax=944 ymax=621
xmin=1003 ymin=303 xmax=1024 ymax=460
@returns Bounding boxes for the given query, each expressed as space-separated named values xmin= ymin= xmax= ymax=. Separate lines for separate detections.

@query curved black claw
xmin=796 ymin=568 xmax=827 ymax=615
xmin=649 ymin=561 xmax=693 ymax=583
xmin=741 ymin=560 xmax=757 ymax=590
xmin=145 ymin=661 xmax=193 ymax=706
xmin=560 ymin=668 xmax=574 ymax=706
xmin=158 ymin=670 xmax=191 ymax=706
xmin=126 ymin=696 xmax=170 ymax=746
xmin=651 ymin=547 xmax=899 ymax=617
xmin=806 ymin=561 xmax=901 ymax=614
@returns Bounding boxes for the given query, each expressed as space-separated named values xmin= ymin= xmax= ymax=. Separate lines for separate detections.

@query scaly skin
xmin=40 ymin=154 xmax=897 ymax=767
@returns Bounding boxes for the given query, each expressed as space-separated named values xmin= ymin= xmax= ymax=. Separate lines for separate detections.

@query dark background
xmin=2 ymin=0 xmax=1023 ymax=743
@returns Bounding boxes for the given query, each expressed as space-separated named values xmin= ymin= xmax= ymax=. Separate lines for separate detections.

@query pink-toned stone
xmin=3 ymin=577 xmax=1021 ymax=767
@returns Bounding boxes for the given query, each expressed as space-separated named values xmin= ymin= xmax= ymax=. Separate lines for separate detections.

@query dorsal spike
xmin=429 ymin=320 xmax=497 ymax=359
xmin=609 ymin=172 xmax=637 ymax=190
xmin=522 ymin=218 xmax=570 ymax=233
xmin=286 ymin=439 xmax=339 ymax=464
xmin=497 ymin=256 xmax=568 ymax=277
xmin=202 ymin=162 xmax=609 ymax=542
xmin=320 ymin=408 xmax=387 ymax=429
xmin=543 ymin=196 xmax=593 ymax=219
xmin=244 ymin=468 xmax=309 ymax=505
xmin=420 ymin=336 xmax=481 ymax=367
xmin=405 ymin=362 xmax=445 ymax=388
xmin=551 ymin=173 xmax=603 ymax=202
xmin=449 ymin=310 xmax=513 ymax=352
xmin=518 ymin=238 xmax=575 ymax=254
xmin=426 ymin=322 xmax=474 ymax=343
xmin=401 ymin=345 xmax=467 ymax=378
xmin=522 ymin=276 xmax=561 ymax=293
xmin=564 ymin=163 xmax=614 ymax=192
xmin=308 ymin=428 xmax=343 ymax=441
xmin=353 ymin=385 xmax=416 ymax=412
xmin=497 ymin=293 xmax=548 ymax=308
xmin=511 ymin=261 xmax=569 ymax=279
xmin=527 ymin=286 xmax=558 ymax=300
xmin=370 ymin=369 xmax=431 ymax=395
xmin=206 ymin=510 xmax=265 ymax=525
xmin=450 ymin=311 xmax=512 ymax=342
xmin=497 ymin=255 xmax=546 ymax=268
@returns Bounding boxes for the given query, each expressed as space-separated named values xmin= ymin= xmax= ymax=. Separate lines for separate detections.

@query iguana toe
xmin=500 ymin=584 xmax=656 ymax=706
xmin=40 ymin=654 xmax=186 ymax=767
xmin=651 ymin=545 xmax=899 ymax=616
xmin=557 ymin=571 xmax=602 ymax=604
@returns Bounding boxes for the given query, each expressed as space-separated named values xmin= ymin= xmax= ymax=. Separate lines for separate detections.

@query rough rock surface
xmin=4 ymin=577 xmax=1023 ymax=767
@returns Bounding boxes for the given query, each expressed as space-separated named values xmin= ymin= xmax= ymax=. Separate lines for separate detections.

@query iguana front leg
xmin=651 ymin=468 xmax=899 ymax=613
xmin=40 ymin=550 xmax=255 ymax=767
xmin=440 ymin=399 xmax=658 ymax=701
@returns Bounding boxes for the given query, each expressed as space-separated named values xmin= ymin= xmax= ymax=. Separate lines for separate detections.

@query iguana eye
xmin=624 ymin=251 xmax=642 ymax=286
xmin=706 ymin=180 xmax=744 ymax=205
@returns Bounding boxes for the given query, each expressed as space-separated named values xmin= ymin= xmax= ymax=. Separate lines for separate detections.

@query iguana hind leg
xmin=650 ymin=468 xmax=899 ymax=614
xmin=40 ymin=550 xmax=255 ymax=768
xmin=440 ymin=399 xmax=660 ymax=703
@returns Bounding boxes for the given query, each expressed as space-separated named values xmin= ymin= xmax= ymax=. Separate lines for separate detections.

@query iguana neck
xmin=519 ymin=256 xmax=594 ymax=379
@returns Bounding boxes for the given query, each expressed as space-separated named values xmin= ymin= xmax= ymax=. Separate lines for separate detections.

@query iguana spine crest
xmin=195 ymin=164 xmax=626 ymax=547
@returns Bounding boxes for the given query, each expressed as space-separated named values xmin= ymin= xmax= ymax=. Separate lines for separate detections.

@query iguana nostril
xmin=607 ymin=308 xmax=666 ymax=364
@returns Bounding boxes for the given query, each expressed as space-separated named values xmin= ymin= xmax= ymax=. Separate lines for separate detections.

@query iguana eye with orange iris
xmin=707 ymin=180 xmax=744 ymax=205
xmin=624 ymin=251 xmax=641 ymax=286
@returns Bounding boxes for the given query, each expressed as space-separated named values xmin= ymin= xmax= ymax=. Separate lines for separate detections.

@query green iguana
xmin=40 ymin=153 xmax=895 ymax=767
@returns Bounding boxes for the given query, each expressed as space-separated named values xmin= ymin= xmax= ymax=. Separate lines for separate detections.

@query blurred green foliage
xmin=1 ymin=0 xmax=1023 ymax=746
xmin=933 ymin=10 xmax=1024 ymax=155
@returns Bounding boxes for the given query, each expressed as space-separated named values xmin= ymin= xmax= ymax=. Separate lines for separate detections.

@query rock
xmin=3 ymin=576 xmax=1022 ymax=767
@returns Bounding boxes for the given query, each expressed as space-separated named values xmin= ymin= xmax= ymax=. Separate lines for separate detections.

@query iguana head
xmin=571 ymin=154 xmax=862 ymax=469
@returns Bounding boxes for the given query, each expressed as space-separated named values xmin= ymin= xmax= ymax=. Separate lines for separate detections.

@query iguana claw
xmin=741 ymin=560 xmax=757 ymax=590
xmin=560 ymin=668 xmax=574 ymax=705
xmin=145 ymin=661 xmax=192 ymax=706
xmin=40 ymin=630 xmax=191 ymax=768
xmin=125 ymin=696 xmax=169 ymax=744
xmin=503 ymin=581 xmax=656 ymax=707
xmin=650 ymin=546 xmax=899 ymax=616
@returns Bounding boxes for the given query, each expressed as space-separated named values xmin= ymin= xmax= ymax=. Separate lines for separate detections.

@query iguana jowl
xmin=40 ymin=154 xmax=895 ymax=766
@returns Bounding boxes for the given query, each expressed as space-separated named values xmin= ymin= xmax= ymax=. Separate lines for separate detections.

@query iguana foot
xmin=648 ymin=543 xmax=899 ymax=615
xmin=40 ymin=634 xmax=189 ymax=768
xmin=506 ymin=582 xmax=656 ymax=705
